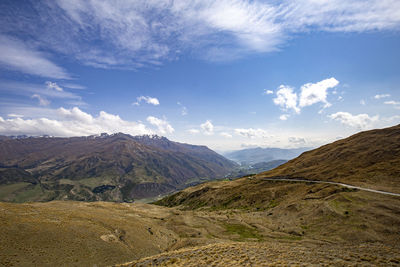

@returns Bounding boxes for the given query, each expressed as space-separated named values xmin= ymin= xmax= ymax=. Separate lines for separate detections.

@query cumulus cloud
xmin=133 ymin=96 xmax=160 ymax=106
xmin=0 ymin=35 xmax=70 ymax=79
xmin=220 ymin=132 xmax=233 ymax=138
xmin=234 ymin=128 xmax=270 ymax=139
xmin=31 ymin=94 xmax=50 ymax=106
xmin=329 ymin=111 xmax=379 ymax=130
xmin=273 ymin=77 xmax=339 ymax=116
xmin=279 ymin=114 xmax=289 ymax=121
xmin=200 ymin=120 xmax=214 ymax=135
xmin=146 ymin=116 xmax=174 ymax=134
xmin=273 ymin=85 xmax=300 ymax=113
xmin=0 ymin=107 xmax=152 ymax=137
xmin=374 ymin=94 xmax=391 ymax=99
xmin=299 ymin=77 xmax=339 ymax=108
xmin=264 ymin=89 xmax=274 ymax=95
xmin=1 ymin=1 xmax=399 ymax=68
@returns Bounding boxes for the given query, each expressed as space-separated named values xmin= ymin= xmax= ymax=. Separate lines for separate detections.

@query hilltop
xmin=260 ymin=124 xmax=400 ymax=192
xmin=0 ymin=133 xmax=236 ymax=202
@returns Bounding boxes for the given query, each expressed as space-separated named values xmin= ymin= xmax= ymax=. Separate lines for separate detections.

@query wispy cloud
xmin=0 ymin=107 xmax=152 ymax=137
xmin=234 ymin=128 xmax=270 ymax=139
xmin=1 ymin=1 xmax=399 ymax=69
xmin=45 ymin=81 xmax=63 ymax=92
xmin=374 ymin=94 xmax=391 ymax=99
xmin=384 ymin=100 xmax=400 ymax=105
xmin=0 ymin=81 xmax=83 ymax=106
xmin=0 ymin=35 xmax=70 ymax=79
xmin=133 ymin=96 xmax=160 ymax=106
xmin=220 ymin=132 xmax=232 ymax=138
xmin=177 ymin=102 xmax=188 ymax=116
xmin=31 ymin=94 xmax=50 ymax=106
xmin=188 ymin=129 xmax=200 ymax=134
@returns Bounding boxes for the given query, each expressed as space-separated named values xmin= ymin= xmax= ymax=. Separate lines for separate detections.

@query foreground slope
xmin=1 ymin=194 xmax=400 ymax=266
xmin=0 ymin=134 xmax=236 ymax=202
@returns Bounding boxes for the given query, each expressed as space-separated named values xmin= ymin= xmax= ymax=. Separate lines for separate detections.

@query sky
xmin=0 ymin=0 xmax=400 ymax=152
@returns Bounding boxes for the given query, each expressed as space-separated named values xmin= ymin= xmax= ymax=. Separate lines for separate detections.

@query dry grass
xmin=258 ymin=124 xmax=400 ymax=193
xmin=117 ymin=241 xmax=400 ymax=267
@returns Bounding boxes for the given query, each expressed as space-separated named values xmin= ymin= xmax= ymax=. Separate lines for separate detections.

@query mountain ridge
xmin=0 ymin=133 xmax=237 ymax=202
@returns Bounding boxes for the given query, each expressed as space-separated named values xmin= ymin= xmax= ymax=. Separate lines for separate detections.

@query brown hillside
xmin=258 ymin=124 xmax=400 ymax=192
xmin=0 ymin=134 xmax=236 ymax=202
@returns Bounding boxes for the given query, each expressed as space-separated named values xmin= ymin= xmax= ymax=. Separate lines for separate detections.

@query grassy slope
xmin=259 ymin=124 xmax=400 ymax=193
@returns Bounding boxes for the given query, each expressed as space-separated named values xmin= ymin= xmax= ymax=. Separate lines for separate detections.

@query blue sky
xmin=0 ymin=0 xmax=400 ymax=151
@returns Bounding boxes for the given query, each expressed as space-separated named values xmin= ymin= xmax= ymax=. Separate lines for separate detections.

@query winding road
xmin=261 ymin=177 xmax=400 ymax=197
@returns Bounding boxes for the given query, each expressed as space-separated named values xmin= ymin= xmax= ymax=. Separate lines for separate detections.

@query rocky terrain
xmin=0 ymin=133 xmax=236 ymax=202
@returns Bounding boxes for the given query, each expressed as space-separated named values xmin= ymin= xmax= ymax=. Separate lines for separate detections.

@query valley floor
xmin=1 ymin=182 xmax=400 ymax=266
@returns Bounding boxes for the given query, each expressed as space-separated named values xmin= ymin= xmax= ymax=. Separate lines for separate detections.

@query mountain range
xmin=0 ymin=133 xmax=236 ymax=202
xmin=224 ymin=147 xmax=310 ymax=165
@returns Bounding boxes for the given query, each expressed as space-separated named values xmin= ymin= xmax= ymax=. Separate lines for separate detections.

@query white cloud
xmin=273 ymin=77 xmax=339 ymax=116
xmin=146 ymin=116 xmax=174 ymax=134
xmin=200 ymin=120 xmax=214 ymax=135
xmin=188 ymin=129 xmax=200 ymax=134
xmin=31 ymin=94 xmax=50 ymax=106
xmin=279 ymin=114 xmax=289 ymax=121
xmin=273 ymin=85 xmax=300 ymax=114
xmin=0 ymin=107 xmax=152 ymax=137
xmin=0 ymin=35 xmax=70 ymax=79
xmin=62 ymin=83 xmax=86 ymax=90
xmin=288 ymin=137 xmax=306 ymax=145
xmin=0 ymin=81 xmax=82 ymax=101
xmin=264 ymin=89 xmax=274 ymax=95
xmin=329 ymin=111 xmax=379 ymax=130
xmin=2 ymin=1 xmax=399 ymax=68
xmin=133 ymin=96 xmax=160 ymax=106
xmin=299 ymin=77 xmax=339 ymax=108
xmin=374 ymin=94 xmax=391 ymax=99
xmin=7 ymin=114 xmax=24 ymax=118
xmin=360 ymin=99 xmax=366 ymax=105
xmin=220 ymin=132 xmax=232 ymax=138
xmin=384 ymin=101 xmax=400 ymax=105
xmin=45 ymin=81 xmax=63 ymax=92
xmin=234 ymin=128 xmax=270 ymax=139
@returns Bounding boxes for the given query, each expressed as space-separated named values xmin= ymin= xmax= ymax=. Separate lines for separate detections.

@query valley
xmin=1 ymin=125 xmax=400 ymax=266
